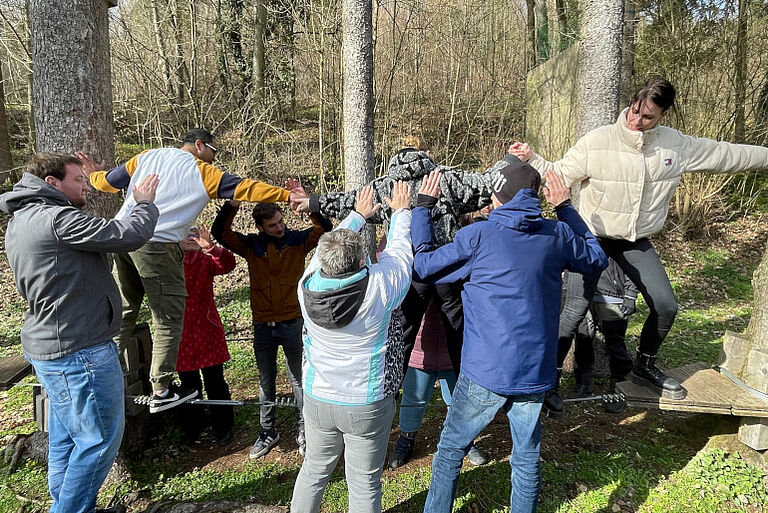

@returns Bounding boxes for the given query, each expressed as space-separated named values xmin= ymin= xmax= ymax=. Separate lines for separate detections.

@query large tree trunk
xmin=28 ymin=0 xmax=118 ymax=218
xmin=0 ymin=57 xmax=14 ymax=176
xmin=576 ymin=0 xmax=624 ymax=137
xmin=342 ymin=0 xmax=375 ymax=254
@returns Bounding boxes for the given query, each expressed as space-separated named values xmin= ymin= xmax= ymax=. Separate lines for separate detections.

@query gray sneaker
xmin=249 ymin=429 xmax=280 ymax=459
xmin=466 ymin=444 xmax=488 ymax=466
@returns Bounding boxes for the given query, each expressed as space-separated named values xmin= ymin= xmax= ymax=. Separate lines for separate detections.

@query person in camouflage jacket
xmin=308 ymin=147 xmax=505 ymax=246
xmin=307 ymin=144 xmax=508 ymax=376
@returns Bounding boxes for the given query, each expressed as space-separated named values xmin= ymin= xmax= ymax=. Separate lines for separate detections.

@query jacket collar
xmin=616 ymin=107 xmax=660 ymax=152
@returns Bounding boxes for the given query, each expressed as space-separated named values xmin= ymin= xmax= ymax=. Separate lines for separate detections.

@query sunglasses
xmin=204 ymin=142 xmax=218 ymax=155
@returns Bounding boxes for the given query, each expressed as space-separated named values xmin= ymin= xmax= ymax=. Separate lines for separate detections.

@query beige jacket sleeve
xmin=527 ymin=137 xmax=590 ymax=188
xmin=682 ymin=135 xmax=768 ymax=174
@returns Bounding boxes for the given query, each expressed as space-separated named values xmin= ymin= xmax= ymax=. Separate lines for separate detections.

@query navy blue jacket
xmin=411 ymin=189 xmax=607 ymax=395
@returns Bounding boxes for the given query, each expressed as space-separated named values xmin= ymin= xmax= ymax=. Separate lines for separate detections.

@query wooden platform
xmin=0 ymin=355 xmax=33 ymax=391
xmin=616 ymin=362 xmax=768 ymax=417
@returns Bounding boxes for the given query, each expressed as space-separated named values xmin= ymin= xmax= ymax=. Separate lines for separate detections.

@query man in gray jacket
xmin=0 ymin=153 xmax=159 ymax=513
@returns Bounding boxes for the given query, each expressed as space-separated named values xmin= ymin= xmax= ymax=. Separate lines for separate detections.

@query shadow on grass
xmin=383 ymin=405 xmax=739 ymax=513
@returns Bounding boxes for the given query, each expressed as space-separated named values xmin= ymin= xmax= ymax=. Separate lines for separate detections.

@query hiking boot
xmin=96 ymin=506 xmax=126 ymax=513
xmin=216 ymin=430 xmax=234 ymax=447
xmin=631 ymin=352 xmax=687 ymax=400
xmin=388 ymin=433 xmax=415 ymax=469
xmin=568 ymin=383 xmax=593 ymax=399
xmin=466 ymin=444 xmax=488 ymax=466
xmin=148 ymin=382 xmax=198 ymax=413
xmin=543 ymin=369 xmax=564 ymax=419
xmin=249 ymin=429 xmax=280 ymax=459
xmin=297 ymin=426 xmax=306 ymax=456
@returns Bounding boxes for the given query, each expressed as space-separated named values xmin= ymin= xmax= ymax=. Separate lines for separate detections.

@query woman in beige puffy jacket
xmin=510 ymin=77 xmax=768 ymax=415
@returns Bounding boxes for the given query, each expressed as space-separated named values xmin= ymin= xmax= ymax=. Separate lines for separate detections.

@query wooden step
xmin=615 ymin=362 xmax=768 ymax=417
xmin=0 ymin=355 xmax=33 ymax=391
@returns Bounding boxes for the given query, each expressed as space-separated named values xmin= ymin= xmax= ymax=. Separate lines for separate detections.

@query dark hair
xmin=24 ymin=153 xmax=81 ymax=180
xmin=182 ymin=128 xmax=214 ymax=145
xmin=631 ymin=77 xmax=676 ymax=112
xmin=252 ymin=203 xmax=282 ymax=226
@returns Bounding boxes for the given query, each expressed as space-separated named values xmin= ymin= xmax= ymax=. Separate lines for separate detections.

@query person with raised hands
xmin=290 ymin=182 xmax=412 ymax=513
xmin=411 ymin=164 xmax=606 ymax=513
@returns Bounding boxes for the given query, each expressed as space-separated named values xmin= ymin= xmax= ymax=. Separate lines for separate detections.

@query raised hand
xmin=508 ymin=142 xmax=532 ymax=162
xmin=418 ymin=170 xmax=441 ymax=199
xmin=384 ymin=181 xmax=413 ymax=211
xmin=74 ymin=151 xmax=106 ymax=177
xmin=355 ymin=186 xmax=382 ymax=220
xmin=132 ymin=174 xmax=159 ymax=203
xmin=196 ymin=224 xmax=214 ymax=251
xmin=543 ymin=170 xmax=569 ymax=207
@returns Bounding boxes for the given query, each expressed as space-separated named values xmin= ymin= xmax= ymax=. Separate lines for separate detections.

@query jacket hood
xmin=0 ymin=173 xmax=69 ymax=214
xmin=487 ymin=188 xmax=544 ymax=232
xmin=387 ymin=148 xmax=439 ymax=180
xmin=616 ymin=107 xmax=660 ymax=152
xmin=301 ymin=269 xmax=370 ymax=329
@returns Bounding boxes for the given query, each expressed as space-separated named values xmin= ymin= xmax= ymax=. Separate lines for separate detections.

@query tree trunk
xmin=555 ymin=0 xmax=573 ymax=52
xmin=169 ymin=0 xmax=190 ymax=106
xmin=151 ymin=0 xmax=174 ymax=99
xmin=619 ymin=0 xmax=637 ymax=107
xmin=576 ymin=0 xmax=624 ymax=137
xmin=733 ymin=0 xmax=747 ymax=143
xmin=252 ymin=0 xmax=267 ymax=104
xmin=0 ymin=58 xmax=14 ymax=175
xmin=535 ymin=0 xmax=550 ymax=64
xmin=342 ymin=0 xmax=375 ymax=254
xmin=526 ymin=0 xmax=537 ymax=70
xmin=28 ymin=0 xmax=118 ymax=218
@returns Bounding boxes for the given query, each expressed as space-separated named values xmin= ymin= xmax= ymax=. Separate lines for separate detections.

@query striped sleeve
xmin=89 ymin=152 xmax=143 ymax=193
xmin=197 ymin=160 xmax=290 ymax=203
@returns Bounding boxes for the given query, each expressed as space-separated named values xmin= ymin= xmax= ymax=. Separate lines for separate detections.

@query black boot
xmin=543 ymin=369 xmax=565 ymax=419
xmin=631 ymin=352 xmax=687 ymax=400
xmin=604 ymin=379 xmax=626 ymax=413
xmin=569 ymin=370 xmax=592 ymax=399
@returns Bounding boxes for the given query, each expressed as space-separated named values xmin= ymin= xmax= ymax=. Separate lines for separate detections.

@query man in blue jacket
xmin=411 ymin=159 xmax=607 ymax=513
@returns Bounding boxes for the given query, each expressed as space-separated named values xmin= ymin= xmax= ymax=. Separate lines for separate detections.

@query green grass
xmin=2 ymin=214 xmax=768 ymax=512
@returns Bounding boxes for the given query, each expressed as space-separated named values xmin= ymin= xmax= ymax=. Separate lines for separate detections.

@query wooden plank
xmin=0 ymin=355 xmax=33 ymax=391
xmin=616 ymin=361 xmax=768 ymax=417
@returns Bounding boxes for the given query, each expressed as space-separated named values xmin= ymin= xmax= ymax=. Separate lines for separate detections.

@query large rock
xmin=739 ymin=417 xmax=768 ymax=451
xmin=718 ymin=330 xmax=751 ymax=376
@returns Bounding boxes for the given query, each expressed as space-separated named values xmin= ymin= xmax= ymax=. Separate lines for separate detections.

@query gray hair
xmin=316 ymin=229 xmax=365 ymax=276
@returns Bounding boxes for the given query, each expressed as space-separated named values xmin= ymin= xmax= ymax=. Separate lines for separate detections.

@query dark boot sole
xmin=543 ymin=404 xmax=565 ymax=419
xmin=630 ymin=373 xmax=688 ymax=400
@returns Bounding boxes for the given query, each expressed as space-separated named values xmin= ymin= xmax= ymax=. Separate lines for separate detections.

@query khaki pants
xmin=114 ymin=241 xmax=186 ymax=392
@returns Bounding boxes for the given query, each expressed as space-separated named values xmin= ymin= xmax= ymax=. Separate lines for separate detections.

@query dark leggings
xmin=178 ymin=363 xmax=234 ymax=438
xmin=558 ymin=238 xmax=678 ymax=366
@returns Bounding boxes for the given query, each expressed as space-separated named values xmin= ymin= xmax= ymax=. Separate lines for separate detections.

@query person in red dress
xmin=177 ymin=224 xmax=236 ymax=446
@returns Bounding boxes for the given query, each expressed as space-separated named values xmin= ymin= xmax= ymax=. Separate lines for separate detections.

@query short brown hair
xmin=252 ymin=203 xmax=282 ymax=226
xmin=631 ymin=77 xmax=676 ymax=112
xmin=24 ymin=153 xmax=81 ymax=181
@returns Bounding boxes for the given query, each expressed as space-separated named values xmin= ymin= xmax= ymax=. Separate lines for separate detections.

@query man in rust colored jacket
xmin=212 ymin=195 xmax=332 ymax=459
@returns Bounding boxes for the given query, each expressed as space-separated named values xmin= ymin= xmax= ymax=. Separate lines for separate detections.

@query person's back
xmin=411 ymin=163 xmax=607 ymax=513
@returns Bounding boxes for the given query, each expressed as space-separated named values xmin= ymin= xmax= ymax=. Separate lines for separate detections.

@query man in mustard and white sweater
xmin=77 ymin=128 xmax=306 ymax=412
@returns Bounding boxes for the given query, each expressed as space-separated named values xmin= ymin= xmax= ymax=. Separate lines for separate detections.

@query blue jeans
xmin=424 ymin=373 xmax=544 ymax=513
xmin=399 ymin=367 xmax=455 ymax=433
xmin=253 ymin=318 xmax=304 ymax=431
xmin=28 ymin=341 xmax=125 ymax=513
